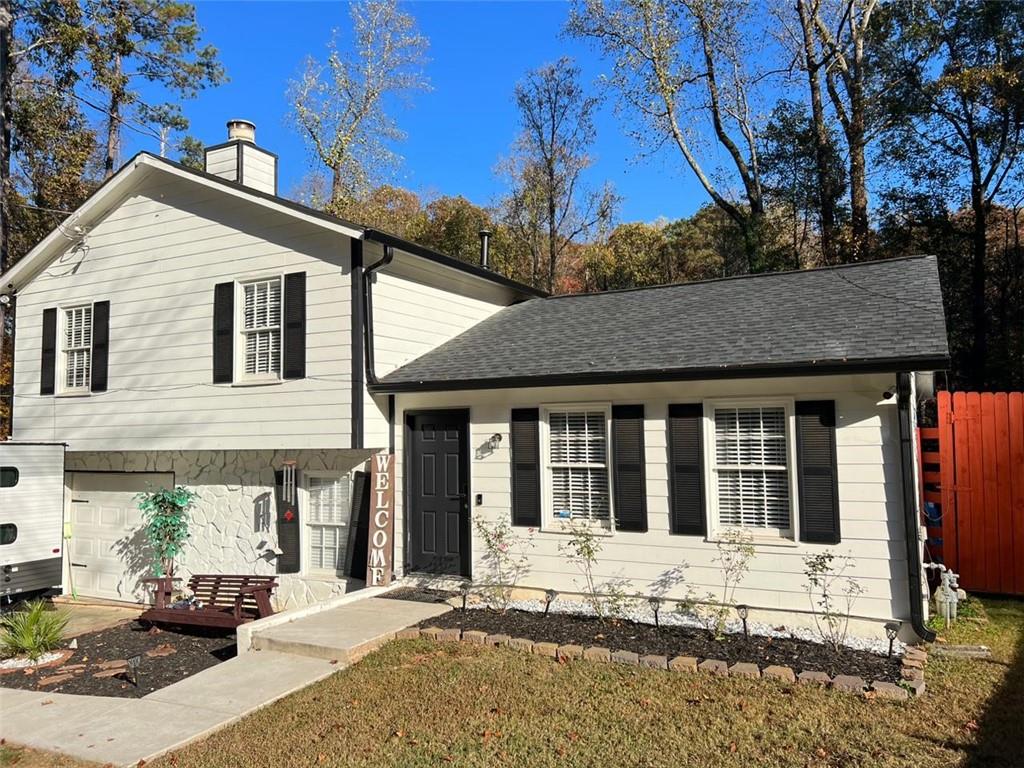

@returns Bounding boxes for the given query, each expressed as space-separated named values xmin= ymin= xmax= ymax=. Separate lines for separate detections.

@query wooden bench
xmin=139 ymin=574 xmax=278 ymax=630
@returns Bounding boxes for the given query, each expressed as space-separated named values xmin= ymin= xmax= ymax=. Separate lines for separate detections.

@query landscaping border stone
xmin=404 ymin=623 xmax=928 ymax=700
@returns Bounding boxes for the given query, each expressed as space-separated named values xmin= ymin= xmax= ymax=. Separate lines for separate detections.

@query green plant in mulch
xmin=0 ymin=599 xmax=70 ymax=661
xmin=803 ymin=551 xmax=865 ymax=652
xmin=136 ymin=486 xmax=200 ymax=578
xmin=558 ymin=521 xmax=631 ymax=622
xmin=474 ymin=516 xmax=535 ymax=612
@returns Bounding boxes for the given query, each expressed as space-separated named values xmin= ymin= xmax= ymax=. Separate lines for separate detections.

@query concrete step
xmin=249 ymin=597 xmax=450 ymax=663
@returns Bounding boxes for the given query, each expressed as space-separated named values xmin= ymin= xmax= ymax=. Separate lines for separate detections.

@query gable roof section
xmin=0 ymin=151 xmax=544 ymax=299
xmin=373 ymin=255 xmax=950 ymax=392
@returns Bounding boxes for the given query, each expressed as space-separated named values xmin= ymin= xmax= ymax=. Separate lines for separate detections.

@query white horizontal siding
xmin=240 ymin=145 xmax=276 ymax=194
xmin=204 ymin=146 xmax=237 ymax=181
xmin=13 ymin=174 xmax=354 ymax=451
xmin=392 ymin=373 xmax=913 ymax=624
xmin=362 ymin=247 xmax=517 ymax=449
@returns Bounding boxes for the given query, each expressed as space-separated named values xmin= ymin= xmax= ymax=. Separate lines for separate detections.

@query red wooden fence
xmin=937 ymin=391 xmax=1024 ymax=595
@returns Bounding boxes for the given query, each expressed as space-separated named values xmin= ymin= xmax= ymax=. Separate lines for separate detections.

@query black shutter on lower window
xmin=40 ymin=308 xmax=57 ymax=395
xmin=282 ymin=272 xmax=306 ymax=379
xmin=612 ymin=404 xmax=648 ymax=532
xmin=668 ymin=403 xmax=706 ymax=536
xmin=796 ymin=400 xmax=841 ymax=544
xmin=90 ymin=301 xmax=110 ymax=393
xmin=274 ymin=469 xmax=301 ymax=574
xmin=212 ymin=282 xmax=234 ymax=383
xmin=510 ymin=408 xmax=541 ymax=527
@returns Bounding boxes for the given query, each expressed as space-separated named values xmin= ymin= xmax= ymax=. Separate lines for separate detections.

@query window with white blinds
xmin=711 ymin=405 xmax=792 ymax=533
xmin=545 ymin=407 xmax=611 ymax=525
xmin=61 ymin=305 xmax=92 ymax=392
xmin=306 ymin=474 xmax=350 ymax=573
xmin=240 ymin=278 xmax=281 ymax=379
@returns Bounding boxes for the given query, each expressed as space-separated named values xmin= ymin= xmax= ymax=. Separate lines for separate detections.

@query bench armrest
xmin=233 ymin=582 xmax=278 ymax=620
xmin=140 ymin=576 xmax=181 ymax=610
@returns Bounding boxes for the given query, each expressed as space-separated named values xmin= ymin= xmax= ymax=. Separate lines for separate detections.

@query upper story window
xmin=543 ymin=405 xmax=612 ymax=527
xmin=239 ymin=277 xmax=281 ymax=381
xmin=61 ymin=305 xmax=92 ymax=393
xmin=708 ymin=402 xmax=794 ymax=537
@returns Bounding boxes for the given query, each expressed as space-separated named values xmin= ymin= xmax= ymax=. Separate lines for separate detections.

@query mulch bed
xmin=0 ymin=621 xmax=236 ymax=698
xmin=422 ymin=608 xmax=902 ymax=683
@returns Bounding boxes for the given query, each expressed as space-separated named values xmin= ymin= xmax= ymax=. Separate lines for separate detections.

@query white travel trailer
xmin=0 ymin=442 xmax=65 ymax=603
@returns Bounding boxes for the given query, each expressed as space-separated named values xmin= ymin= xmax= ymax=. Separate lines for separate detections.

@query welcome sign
xmin=366 ymin=452 xmax=395 ymax=586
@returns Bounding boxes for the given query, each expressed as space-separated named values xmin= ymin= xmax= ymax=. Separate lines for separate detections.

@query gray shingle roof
xmin=374 ymin=255 xmax=949 ymax=392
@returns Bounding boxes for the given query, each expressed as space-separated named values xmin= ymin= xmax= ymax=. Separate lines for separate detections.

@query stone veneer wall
xmin=65 ymin=449 xmax=374 ymax=610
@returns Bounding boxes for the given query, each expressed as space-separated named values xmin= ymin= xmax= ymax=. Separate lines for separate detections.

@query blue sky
xmin=121 ymin=1 xmax=712 ymax=222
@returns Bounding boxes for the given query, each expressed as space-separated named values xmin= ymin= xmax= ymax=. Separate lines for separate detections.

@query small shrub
xmin=558 ymin=521 xmax=630 ymax=622
xmin=0 ymin=600 xmax=69 ymax=661
xmin=706 ymin=530 xmax=755 ymax=638
xmin=803 ymin=551 xmax=865 ymax=652
xmin=136 ymin=486 xmax=200 ymax=577
xmin=474 ymin=516 xmax=534 ymax=611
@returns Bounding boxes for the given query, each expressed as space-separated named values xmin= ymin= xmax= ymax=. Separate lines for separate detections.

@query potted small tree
xmin=136 ymin=487 xmax=199 ymax=596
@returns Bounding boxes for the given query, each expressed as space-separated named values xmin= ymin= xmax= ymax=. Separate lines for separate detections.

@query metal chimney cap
xmin=226 ymin=119 xmax=256 ymax=143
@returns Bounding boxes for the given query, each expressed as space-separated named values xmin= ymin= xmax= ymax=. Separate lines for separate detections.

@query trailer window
xmin=0 ymin=467 xmax=18 ymax=488
xmin=0 ymin=524 xmax=15 ymax=545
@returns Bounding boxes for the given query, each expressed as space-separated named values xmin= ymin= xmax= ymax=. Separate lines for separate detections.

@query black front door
xmin=406 ymin=409 xmax=470 ymax=576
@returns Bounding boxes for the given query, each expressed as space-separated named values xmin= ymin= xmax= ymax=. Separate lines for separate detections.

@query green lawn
xmin=154 ymin=597 xmax=1023 ymax=768
xmin=9 ymin=598 xmax=1023 ymax=768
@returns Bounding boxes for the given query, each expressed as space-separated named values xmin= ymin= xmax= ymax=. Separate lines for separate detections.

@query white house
xmin=0 ymin=120 xmax=949 ymax=639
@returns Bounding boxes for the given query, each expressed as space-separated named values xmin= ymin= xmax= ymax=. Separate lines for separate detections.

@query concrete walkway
xmin=1 ymin=596 xmax=449 ymax=767
xmin=251 ymin=597 xmax=451 ymax=662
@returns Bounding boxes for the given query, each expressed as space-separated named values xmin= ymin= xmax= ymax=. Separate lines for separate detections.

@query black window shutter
xmin=274 ymin=469 xmax=301 ymax=574
xmin=90 ymin=301 xmax=110 ymax=393
xmin=40 ymin=308 xmax=57 ymax=395
xmin=796 ymin=400 xmax=841 ymax=544
xmin=346 ymin=470 xmax=371 ymax=578
xmin=668 ymin=403 xmax=706 ymax=536
xmin=612 ymin=404 xmax=648 ymax=532
xmin=510 ymin=408 xmax=541 ymax=527
xmin=282 ymin=272 xmax=306 ymax=379
xmin=212 ymin=282 xmax=234 ymax=383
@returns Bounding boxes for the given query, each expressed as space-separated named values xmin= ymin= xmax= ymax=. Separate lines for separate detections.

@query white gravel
xmin=469 ymin=597 xmax=904 ymax=658
xmin=0 ymin=650 xmax=63 ymax=670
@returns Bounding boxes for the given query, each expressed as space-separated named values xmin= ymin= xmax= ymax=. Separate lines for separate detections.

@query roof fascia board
xmin=369 ymin=355 xmax=952 ymax=394
xmin=1 ymin=156 xmax=156 ymax=293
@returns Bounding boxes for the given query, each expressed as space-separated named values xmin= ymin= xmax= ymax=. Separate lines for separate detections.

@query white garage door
xmin=68 ymin=472 xmax=173 ymax=602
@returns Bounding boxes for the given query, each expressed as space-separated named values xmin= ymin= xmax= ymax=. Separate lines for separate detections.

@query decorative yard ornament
xmin=281 ymin=460 xmax=297 ymax=504
xmin=366 ymin=453 xmax=395 ymax=587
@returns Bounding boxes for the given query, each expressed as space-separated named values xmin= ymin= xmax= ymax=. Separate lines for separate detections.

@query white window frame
xmin=58 ymin=303 xmax=93 ymax=395
xmin=702 ymin=398 xmax=800 ymax=543
xmin=539 ymin=402 xmax=615 ymax=532
xmin=301 ymin=471 xmax=353 ymax=577
xmin=234 ymin=274 xmax=283 ymax=384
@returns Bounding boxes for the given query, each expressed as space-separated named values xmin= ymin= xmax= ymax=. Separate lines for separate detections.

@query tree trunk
xmin=797 ymin=0 xmax=837 ymax=264
xmin=847 ymin=39 xmax=869 ymax=261
xmin=970 ymin=183 xmax=989 ymax=389
xmin=103 ymin=54 xmax=123 ymax=178
xmin=0 ymin=0 xmax=11 ymax=275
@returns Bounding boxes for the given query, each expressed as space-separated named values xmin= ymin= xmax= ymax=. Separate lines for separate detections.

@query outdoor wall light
xmin=736 ymin=604 xmax=750 ymax=638
xmin=544 ymin=589 xmax=558 ymax=617
xmin=487 ymin=433 xmax=503 ymax=451
xmin=884 ymin=622 xmax=901 ymax=658
xmin=648 ymin=597 xmax=662 ymax=629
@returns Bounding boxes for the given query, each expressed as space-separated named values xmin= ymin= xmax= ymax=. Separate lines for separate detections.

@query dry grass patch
xmin=143 ymin=597 xmax=1022 ymax=768
xmin=11 ymin=600 xmax=1019 ymax=768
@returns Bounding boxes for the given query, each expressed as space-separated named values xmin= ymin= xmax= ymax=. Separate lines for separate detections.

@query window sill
xmin=55 ymin=391 xmax=91 ymax=398
xmin=707 ymin=532 xmax=799 ymax=548
xmin=230 ymin=379 xmax=283 ymax=388
xmin=543 ymin=520 xmax=615 ymax=537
